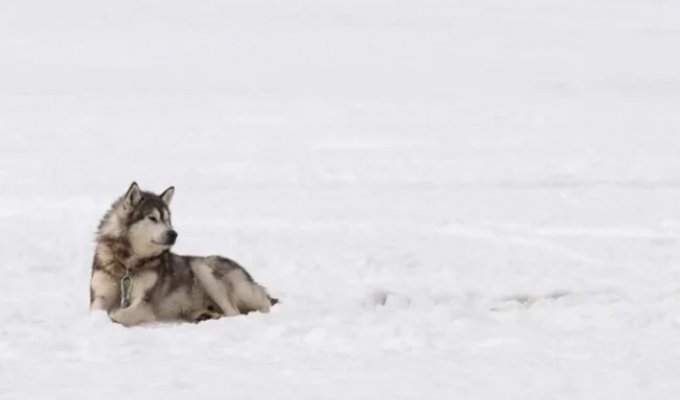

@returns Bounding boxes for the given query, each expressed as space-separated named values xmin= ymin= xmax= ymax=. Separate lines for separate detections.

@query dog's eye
xmin=148 ymin=216 xmax=159 ymax=223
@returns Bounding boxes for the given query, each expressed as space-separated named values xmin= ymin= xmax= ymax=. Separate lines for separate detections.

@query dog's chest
xmin=127 ymin=269 xmax=159 ymax=302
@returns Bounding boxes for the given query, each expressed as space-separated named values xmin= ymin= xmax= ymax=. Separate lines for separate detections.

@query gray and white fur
xmin=90 ymin=182 xmax=277 ymax=326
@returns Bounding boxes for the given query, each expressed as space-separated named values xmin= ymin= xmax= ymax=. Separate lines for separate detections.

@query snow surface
xmin=2 ymin=0 xmax=680 ymax=398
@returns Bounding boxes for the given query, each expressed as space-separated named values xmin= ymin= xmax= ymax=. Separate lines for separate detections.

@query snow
xmin=2 ymin=0 xmax=680 ymax=398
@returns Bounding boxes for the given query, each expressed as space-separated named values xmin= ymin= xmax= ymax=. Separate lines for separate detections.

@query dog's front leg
xmin=109 ymin=269 xmax=159 ymax=327
xmin=90 ymin=270 xmax=119 ymax=313
xmin=109 ymin=301 xmax=156 ymax=327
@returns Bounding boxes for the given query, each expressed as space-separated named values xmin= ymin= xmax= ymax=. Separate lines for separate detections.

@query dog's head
xmin=99 ymin=182 xmax=178 ymax=258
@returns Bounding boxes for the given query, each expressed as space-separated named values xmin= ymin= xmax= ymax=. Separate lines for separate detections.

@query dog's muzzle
xmin=166 ymin=230 xmax=178 ymax=245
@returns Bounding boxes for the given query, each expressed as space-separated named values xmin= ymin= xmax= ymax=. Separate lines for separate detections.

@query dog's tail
xmin=269 ymin=296 xmax=280 ymax=306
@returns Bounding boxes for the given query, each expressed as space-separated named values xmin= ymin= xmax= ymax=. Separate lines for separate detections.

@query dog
xmin=89 ymin=182 xmax=277 ymax=326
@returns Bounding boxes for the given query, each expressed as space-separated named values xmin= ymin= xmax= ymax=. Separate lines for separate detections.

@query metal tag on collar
xmin=120 ymin=269 xmax=133 ymax=308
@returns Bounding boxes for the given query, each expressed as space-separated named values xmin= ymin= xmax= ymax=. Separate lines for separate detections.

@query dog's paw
xmin=193 ymin=311 xmax=224 ymax=323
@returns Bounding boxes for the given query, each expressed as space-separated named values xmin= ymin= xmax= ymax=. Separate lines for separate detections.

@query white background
xmin=1 ymin=0 xmax=680 ymax=398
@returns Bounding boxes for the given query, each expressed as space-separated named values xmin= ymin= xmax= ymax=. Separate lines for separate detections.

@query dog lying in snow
xmin=89 ymin=182 xmax=277 ymax=326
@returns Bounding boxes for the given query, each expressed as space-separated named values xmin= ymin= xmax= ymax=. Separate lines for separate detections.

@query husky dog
xmin=90 ymin=182 xmax=277 ymax=326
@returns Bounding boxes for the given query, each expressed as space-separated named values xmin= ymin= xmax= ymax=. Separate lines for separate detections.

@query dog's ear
xmin=123 ymin=182 xmax=143 ymax=210
xmin=160 ymin=186 xmax=175 ymax=206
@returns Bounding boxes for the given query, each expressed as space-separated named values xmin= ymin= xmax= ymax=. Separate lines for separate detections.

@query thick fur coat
xmin=89 ymin=182 xmax=276 ymax=326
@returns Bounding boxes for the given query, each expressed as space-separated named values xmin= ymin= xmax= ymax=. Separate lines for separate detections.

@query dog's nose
xmin=166 ymin=230 xmax=178 ymax=244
